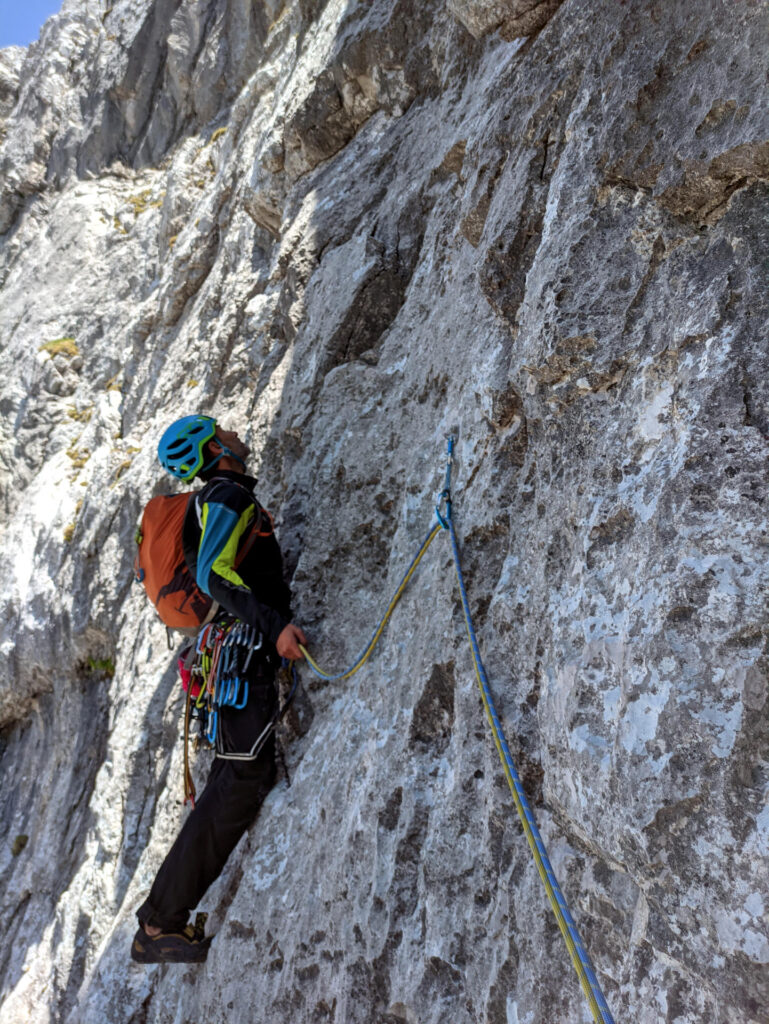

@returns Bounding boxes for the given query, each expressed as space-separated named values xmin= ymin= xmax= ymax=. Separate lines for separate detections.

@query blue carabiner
xmin=225 ymin=674 xmax=238 ymax=706
xmin=227 ymin=676 xmax=238 ymax=706
xmin=435 ymin=433 xmax=455 ymax=528
xmin=205 ymin=708 xmax=218 ymax=745
xmin=435 ymin=497 xmax=450 ymax=530
xmin=218 ymin=676 xmax=229 ymax=706
xmin=233 ymin=678 xmax=248 ymax=710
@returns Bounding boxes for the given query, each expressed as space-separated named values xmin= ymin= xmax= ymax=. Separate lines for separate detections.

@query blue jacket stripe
xmin=196 ymin=502 xmax=241 ymax=596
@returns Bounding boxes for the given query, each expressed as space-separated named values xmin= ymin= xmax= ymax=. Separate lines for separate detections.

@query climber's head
xmin=202 ymin=425 xmax=250 ymax=479
xmin=157 ymin=416 xmax=249 ymax=481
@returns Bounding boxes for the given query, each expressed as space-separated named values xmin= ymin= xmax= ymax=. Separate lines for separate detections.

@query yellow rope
xmin=456 ymin=568 xmax=609 ymax=1022
xmin=297 ymin=506 xmax=615 ymax=1024
xmin=298 ymin=523 xmax=443 ymax=680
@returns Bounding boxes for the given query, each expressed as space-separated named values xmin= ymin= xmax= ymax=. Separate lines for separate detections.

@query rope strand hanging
xmin=299 ymin=436 xmax=616 ymax=1024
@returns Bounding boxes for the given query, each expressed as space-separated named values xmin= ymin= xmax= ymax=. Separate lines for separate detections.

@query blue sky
xmin=0 ymin=1 xmax=64 ymax=49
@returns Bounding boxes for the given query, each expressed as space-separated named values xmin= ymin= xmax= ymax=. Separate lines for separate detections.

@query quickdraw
xmin=181 ymin=618 xmax=265 ymax=805
xmin=180 ymin=618 xmax=294 ymax=805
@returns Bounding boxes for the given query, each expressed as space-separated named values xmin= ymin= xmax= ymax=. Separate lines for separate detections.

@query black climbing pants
xmin=137 ymin=664 xmax=278 ymax=933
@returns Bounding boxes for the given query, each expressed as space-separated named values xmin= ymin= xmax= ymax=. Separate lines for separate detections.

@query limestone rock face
xmin=448 ymin=0 xmax=565 ymax=40
xmin=1 ymin=2 xmax=767 ymax=1022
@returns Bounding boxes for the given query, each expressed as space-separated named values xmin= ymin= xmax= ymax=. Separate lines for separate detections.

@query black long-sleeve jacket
xmin=182 ymin=470 xmax=292 ymax=646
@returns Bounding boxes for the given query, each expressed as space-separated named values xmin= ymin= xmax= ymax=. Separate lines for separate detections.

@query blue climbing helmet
xmin=157 ymin=415 xmax=217 ymax=480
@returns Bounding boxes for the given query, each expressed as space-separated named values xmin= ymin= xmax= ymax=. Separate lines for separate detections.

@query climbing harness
xmin=299 ymin=436 xmax=616 ymax=1024
xmin=180 ymin=618 xmax=296 ymax=805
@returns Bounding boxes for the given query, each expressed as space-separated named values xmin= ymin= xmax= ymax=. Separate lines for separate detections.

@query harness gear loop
xmin=297 ymin=434 xmax=616 ymax=1024
xmin=182 ymin=621 xmax=296 ymax=796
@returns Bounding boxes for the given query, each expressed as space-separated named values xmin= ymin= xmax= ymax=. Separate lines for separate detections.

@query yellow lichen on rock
xmin=40 ymin=337 xmax=79 ymax=357
xmin=66 ymin=405 xmax=94 ymax=422
xmin=113 ymin=458 xmax=133 ymax=481
xmin=66 ymin=443 xmax=90 ymax=471
xmin=127 ymin=189 xmax=165 ymax=216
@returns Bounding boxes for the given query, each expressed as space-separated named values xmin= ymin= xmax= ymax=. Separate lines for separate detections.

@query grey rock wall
xmin=1 ymin=1 xmax=767 ymax=1022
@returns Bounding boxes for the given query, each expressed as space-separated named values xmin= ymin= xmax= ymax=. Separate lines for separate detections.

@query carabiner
xmin=243 ymin=627 xmax=263 ymax=671
xmin=205 ymin=708 xmax=218 ymax=745
xmin=233 ymin=678 xmax=248 ymax=710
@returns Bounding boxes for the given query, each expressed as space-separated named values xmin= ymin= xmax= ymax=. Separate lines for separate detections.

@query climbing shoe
xmin=130 ymin=912 xmax=212 ymax=964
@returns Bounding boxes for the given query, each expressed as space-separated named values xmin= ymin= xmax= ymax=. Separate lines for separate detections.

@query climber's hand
xmin=276 ymin=623 xmax=307 ymax=661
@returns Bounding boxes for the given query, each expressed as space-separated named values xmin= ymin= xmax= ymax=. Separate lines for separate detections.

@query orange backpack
xmin=134 ymin=485 xmax=269 ymax=631
xmin=134 ymin=493 xmax=214 ymax=630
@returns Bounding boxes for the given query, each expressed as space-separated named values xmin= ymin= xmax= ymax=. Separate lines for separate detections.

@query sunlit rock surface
xmin=1 ymin=2 xmax=767 ymax=1022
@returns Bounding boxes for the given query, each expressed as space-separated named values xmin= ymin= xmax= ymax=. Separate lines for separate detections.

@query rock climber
xmin=131 ymin=414 xmax=306 ymax=964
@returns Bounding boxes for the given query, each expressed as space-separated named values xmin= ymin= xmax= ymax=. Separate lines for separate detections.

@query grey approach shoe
xmin=131 ymin=912 xmax=212 ymax=964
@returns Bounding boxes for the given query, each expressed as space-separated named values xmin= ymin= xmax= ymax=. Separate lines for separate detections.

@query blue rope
xmin=443 ymin=495 xmax=615 ymax=1024
xmin=298 ymin=435 xmax=616 ymax=1023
